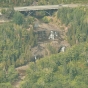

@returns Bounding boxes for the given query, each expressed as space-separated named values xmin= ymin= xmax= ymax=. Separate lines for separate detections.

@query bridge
xmin=14 ymin=4 xmax=84 ymax=11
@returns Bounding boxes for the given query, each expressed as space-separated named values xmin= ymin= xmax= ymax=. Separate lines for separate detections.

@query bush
xmin=1 ymin=9 xmax=6 ymax=14
xmin=13 ymin=12 xmax=24 ymax=25
xmin=42 ymin=16 xmax=49 ymax=23
xmin=0 ymin=83 xmax=12 ymax=88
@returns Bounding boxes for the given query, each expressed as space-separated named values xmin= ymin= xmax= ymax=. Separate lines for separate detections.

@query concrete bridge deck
xmin=14 ymin=4 xmax=86 ymax=11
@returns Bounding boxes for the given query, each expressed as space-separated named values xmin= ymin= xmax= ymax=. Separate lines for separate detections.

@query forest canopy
xmin=20 ymin=42 xmax=88 ymax=88
xmin=57 ymin=7 xmax=88 ymax=45
xmin=0 ymin=0 xmax=87 ymax=7
xmin=0 ymin=1 xmax=88 ymax=87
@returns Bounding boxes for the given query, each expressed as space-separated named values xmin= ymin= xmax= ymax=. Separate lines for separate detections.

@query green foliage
xmin=42 ymin=16 xmax=49 ymax=23
xmin=0 ymin=23 xmax=36 ymax=68
xmin=63 ymin=59 xmax=68 ymax=75
xmin=29 ymin=28 xmax=38 ymax=47
xmin=57 ymin=7 xmax=88 ymax=45
xmin=20 ymin=42 xmax=88 ymax=88
xmin=1 ymin=9 xmax=6 ymax=14
xmin=22 ymin=16 xmax=35 ymax=28
xmin=47 ymin=44 xmax=57 ymax=54
xmin=0 ymin=0 xmax=87 ymax=7
xmin=13 ymin=12 xmax=24 ymax=25
xmin=5 ymin=7 xmax=15 ymax=19
xmin=0 ymin=83 xmax=12 ymax=88
xmin=0 ymin=69 xmax=6 ymax=83
xmin=0 ymin=65 xmax=18 ymax=87
xmin=35 ymin=11 xmax=46 ymax=17
xmin=27 ymin=16 xmax=35 ymax=24
xmin=7 ymin=65 xmax=18 ymax=82
xmin=0 ymin=21 xmax=37 ymax=86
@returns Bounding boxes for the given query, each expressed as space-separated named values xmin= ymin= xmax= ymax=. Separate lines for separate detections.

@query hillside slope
xmin=20 ymin=42 xmax=88 ymax=88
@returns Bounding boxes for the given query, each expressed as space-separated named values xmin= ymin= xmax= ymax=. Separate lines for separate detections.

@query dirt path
xmin=12 ymin=65 xmax=29 ymax=88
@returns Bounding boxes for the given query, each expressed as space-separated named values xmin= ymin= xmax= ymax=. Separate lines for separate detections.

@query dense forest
xmin=0 ymin=11 xmax=37 ymax=87
xmin=0 ymin=0 xmax=88 ymax=88
xmin=20 ymin=42 xmax=88 ymax=88
xmin=57 ymin=7 xmax=88 ymax=45
xmin=20 ymin=7 xmax=88 ymax=88
xmin=0 ymin=0 xmax=87 ymax=7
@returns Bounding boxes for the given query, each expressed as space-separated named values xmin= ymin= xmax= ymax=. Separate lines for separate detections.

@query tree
xmin=7 ymin=65 xmax=18 ymax=82
xmin=13 ymin=11 xmax=24 ymax=25
xmin=42 ymin=16 xmax=49 ymax=23
xmin=63 ymin=59 xmax=68 ymax=75
xmin=0 ymin=69 xmax=6 ymax=83
xmin=1 ymin=9 xmax=6 ymax=14
xmin=0 ymin=83 xmax=12 ymax=88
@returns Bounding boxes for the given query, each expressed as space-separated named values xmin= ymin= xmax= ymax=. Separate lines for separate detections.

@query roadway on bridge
xmin=14 ymin=4 xmax=86 ymax=11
